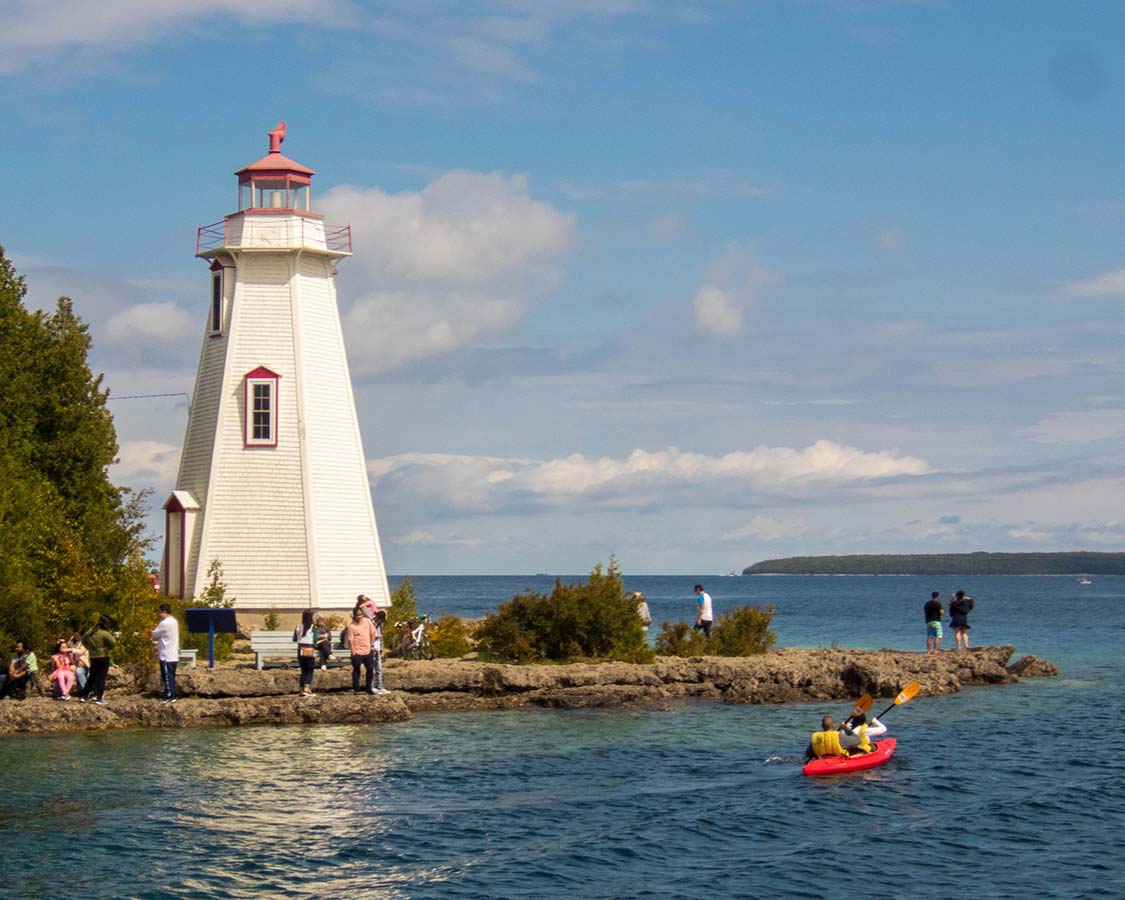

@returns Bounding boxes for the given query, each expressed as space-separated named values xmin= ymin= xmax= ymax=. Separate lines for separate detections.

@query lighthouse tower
xmin=161 ymin=122 xmax=390 ymax=612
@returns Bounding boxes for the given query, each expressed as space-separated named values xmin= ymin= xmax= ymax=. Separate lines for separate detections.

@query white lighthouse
xmin=161 ymin=122 xmax=390 ymax=612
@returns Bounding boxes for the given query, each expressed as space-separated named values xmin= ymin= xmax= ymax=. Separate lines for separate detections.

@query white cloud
xmin=0 ymin=0 xmax=347 ymax=75
xmin=322 ymin=171 xmax=573 ymax=374
xmin=1028 ymin=409 xmax=1125 ymax=444
xmin=105 ymin=301 xmax=195 ymax=344
xmin=693 ymin=286 xmax=743 ymax=336
xmin=390 ymin=529 xmax=485 ymax=548
xmin=721 ymin=515 xmax=808 ymax=543
xmin=690 ymin=244 xmax=776 ymax=337
xmin=1058 ymin=268 xmax=1125 ymax=298
xmin=368 ymin=440 xmax=931 ymax=516
xmin=110 ymin=440 xmax=181 ymax=490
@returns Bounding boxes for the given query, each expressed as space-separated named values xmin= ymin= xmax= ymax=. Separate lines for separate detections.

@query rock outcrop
xmin=0 ymin=645 xmax=1055 ymax=735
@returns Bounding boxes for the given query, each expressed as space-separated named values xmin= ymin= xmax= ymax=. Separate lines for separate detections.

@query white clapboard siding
xmin=294 ymin=255 xmax=390 ymax=607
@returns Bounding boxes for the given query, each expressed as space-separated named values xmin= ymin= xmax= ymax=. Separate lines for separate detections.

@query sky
xmin=3 ymin=0 xmax=1125 ymax=575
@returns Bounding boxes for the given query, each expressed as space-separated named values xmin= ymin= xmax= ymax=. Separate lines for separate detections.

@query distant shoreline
xmin=745 ymin=572 xmax=1111 ymax=577
xmin=742 ymin=551 xmax=1125 ymax=576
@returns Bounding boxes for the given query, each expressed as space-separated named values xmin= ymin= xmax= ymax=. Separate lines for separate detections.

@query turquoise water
xmin=3 ymin=576 xmax=1124 ymax=899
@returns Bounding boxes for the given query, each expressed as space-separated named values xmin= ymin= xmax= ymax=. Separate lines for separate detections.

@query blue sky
xmin=3 ymin=1 xmax=1125 ymax=574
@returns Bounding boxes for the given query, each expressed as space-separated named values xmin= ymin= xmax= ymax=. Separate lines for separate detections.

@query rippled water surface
xmin=3 ymin=576 xmax=1124 ymax=899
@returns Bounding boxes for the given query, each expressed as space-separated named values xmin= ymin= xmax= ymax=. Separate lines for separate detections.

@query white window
xmin=210 ymin=270 xmax=223 ymax=334
xmin=243 ymin=368 xmax=279 ymax=447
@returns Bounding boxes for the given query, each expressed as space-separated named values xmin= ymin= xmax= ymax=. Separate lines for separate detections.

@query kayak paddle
xmin=849 ymin=693 xmax=873 ymax=719
xmin=873 ymin=681 xmax=921 ymax=720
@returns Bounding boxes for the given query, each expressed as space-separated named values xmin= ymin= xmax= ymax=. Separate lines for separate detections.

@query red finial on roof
xmin=268 ymin=121 xmax=287 ymax=154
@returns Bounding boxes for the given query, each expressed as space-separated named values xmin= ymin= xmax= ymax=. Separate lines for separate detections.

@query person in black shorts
xmin=949 ymin=590 xmax=974 ymax=650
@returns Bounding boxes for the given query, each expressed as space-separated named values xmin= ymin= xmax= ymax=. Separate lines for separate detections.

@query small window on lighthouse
xmin=244 ymin=369 xmax=279 ymax=447
xmin=210 ymin=271 xmax=223 ymax=334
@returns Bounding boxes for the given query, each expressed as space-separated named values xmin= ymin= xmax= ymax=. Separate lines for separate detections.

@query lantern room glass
xmin=238 ymin=179 xmax=310 ymax=211
xmin=254 ymin=180 xmax=287 ymax=209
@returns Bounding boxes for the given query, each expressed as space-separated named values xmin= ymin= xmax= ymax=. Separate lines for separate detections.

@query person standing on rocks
xmin=949 ymin=590 xmax=974 ymax=650
xmin=693 ymin=584 xmax=714 ymax=638
xmin=346 ymin=608 xmax=377 ymax=694
xmin=79 ymin=616 xmax=116 ymax=706
xmin=293 ymin=610 xmax=319 ymax=698
xmin=373 ymin=609 xmax=388 ymax=694
xmin=151 ymin=603 xmax=180 ymax=703
xmin=924 ymin=591 xmax=944 ymax=653
xmin=633 ymin=592 xmax=652 ymax=629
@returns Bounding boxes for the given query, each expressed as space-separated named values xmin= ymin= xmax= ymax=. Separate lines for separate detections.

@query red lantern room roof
xmin=234 ymin=121 xmax=315 ymax=180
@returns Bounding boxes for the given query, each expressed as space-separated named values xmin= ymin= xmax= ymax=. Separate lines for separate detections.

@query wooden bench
xmin=250 ymin=630 xmax=352 ymax=670
xmin=179 ymin=648 xmax=198 ymax=668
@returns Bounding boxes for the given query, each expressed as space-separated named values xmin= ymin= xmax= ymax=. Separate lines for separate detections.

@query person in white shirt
xmin=151 ymin=604 xmax=181 ymax=703
xmin=693 ymin=584 xmax=714 ymax=638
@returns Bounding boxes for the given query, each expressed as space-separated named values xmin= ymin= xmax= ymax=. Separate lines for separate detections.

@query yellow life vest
xmin=811 ymin=730 xmax=846 ymax=758
xmin=854 ymin=723 xmax=871 ymax=753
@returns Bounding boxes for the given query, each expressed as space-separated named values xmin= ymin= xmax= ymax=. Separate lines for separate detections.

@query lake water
xmin=3 ymin=575 xmax=1123 ymax=899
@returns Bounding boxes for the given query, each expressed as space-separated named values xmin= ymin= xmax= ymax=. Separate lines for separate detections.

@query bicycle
xmin=393 ymin=614 xmax=434 ymax=660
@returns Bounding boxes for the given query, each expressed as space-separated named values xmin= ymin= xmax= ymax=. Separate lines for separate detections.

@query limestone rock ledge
xmin=0 ymin=645 xmax=1055 ymax=735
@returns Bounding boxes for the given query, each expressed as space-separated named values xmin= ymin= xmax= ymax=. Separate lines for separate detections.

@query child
xmin=50 ymin=640 xmax=76 ymax=700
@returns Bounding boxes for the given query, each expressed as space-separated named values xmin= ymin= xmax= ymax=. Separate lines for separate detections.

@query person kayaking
xmin=805 ymin=712 xmax=888 ymax=760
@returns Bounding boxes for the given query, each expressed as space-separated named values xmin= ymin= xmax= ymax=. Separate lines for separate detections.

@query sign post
xmin=184 ymin=608 xmax=239 ymax=669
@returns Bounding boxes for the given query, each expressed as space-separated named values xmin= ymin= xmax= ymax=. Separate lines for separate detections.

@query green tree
xmin=384 ymin=576 xmax=420 ymax=654
xmin=0 ymin=246 xmax=149 ymax=653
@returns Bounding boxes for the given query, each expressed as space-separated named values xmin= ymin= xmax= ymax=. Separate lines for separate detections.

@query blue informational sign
xmin=184 ymin=608 xmax=239 ymax=668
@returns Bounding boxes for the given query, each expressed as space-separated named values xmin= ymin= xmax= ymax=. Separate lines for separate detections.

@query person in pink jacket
xmin=50 ymin=640 xmax=76 ymax=700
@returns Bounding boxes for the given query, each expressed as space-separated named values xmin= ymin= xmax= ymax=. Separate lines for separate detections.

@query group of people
xmin=924 ymin=590 xmax=975 ymax=652
xmin=0 ymin=606 xmax=182 ymax=706
xmin=806 ymin=711 xmax=888 ymax=760
xmin=0 ymin=616 xmax=119 ymax=704
xmin=292 ymin=594 xmax=390 ymax=698
xmin=631 ymin=584 xmax=717 ymax=637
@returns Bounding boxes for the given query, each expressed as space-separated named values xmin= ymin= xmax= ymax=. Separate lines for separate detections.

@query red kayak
xmin=802 ymin=738 xmax=897 ymax=776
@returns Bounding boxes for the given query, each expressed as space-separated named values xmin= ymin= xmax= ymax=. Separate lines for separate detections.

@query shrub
xmin=654 ymin=604 xmax=776 ymax=658
xmin=428 ymin=615 xmax=474 ymax=658
xmin=712 ymin=604 xmax=776 ymax=656
xmin=653 ymin=620 xmax=709 ymax=657
xmin=475 ymin=561 xmax=655 ymax=663
xmin=263 ymin=607 xmax=281 ymax=631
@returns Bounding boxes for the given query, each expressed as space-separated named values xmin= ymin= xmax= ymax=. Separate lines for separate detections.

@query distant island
xmin=742 ymin=551 xmax=1125 ymax=576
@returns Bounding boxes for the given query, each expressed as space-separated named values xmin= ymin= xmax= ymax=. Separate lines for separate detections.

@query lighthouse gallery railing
xmin=196 ymin=218 xmax=352 ymax=255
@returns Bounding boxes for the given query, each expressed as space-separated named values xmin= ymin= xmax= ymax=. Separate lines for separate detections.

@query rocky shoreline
xmin=0 ymin=645 xmax=1057 ymax=735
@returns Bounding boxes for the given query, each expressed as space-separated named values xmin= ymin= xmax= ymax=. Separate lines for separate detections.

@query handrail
xmin=195 ymin=218 xmax=352 ymax=255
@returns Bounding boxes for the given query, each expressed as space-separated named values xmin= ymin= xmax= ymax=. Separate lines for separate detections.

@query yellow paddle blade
xmin=851 ymin=694 xmax=873 ymax=717
xmin=894 ymin=681 xmax=921 ymax=705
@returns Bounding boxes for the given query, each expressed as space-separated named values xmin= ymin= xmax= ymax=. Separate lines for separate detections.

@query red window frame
xmin=243 ymin=366 xmax=280 ymax=447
